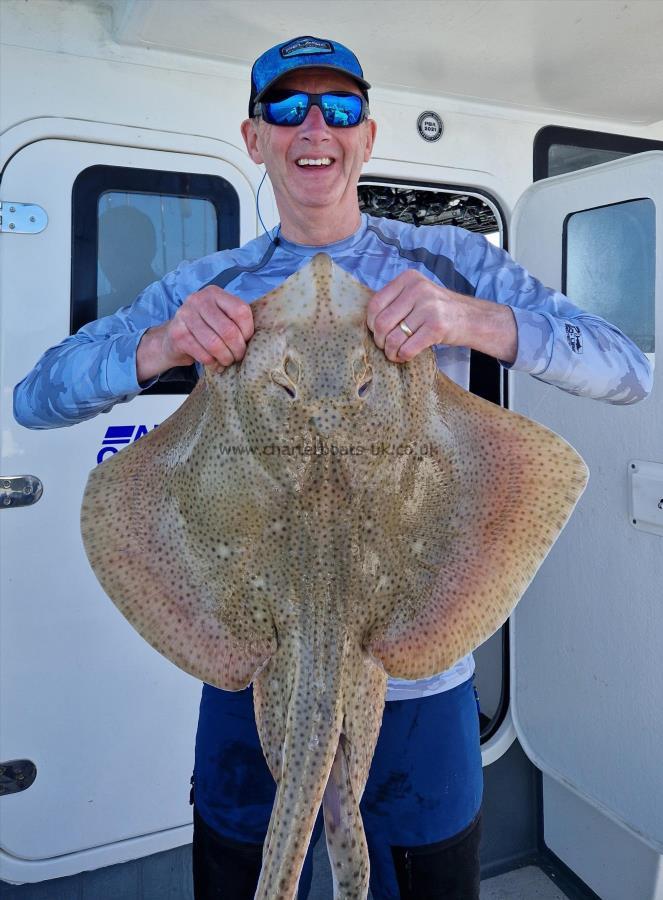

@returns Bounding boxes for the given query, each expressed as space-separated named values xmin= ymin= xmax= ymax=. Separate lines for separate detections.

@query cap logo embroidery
xmin=565 ymin=323 xmax=583 ymax=353
xmin=281 ymin=38 xmax=334 ymax=58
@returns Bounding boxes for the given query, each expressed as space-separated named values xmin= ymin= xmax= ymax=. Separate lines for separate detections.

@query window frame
xmin=533 ymin=125 xmax=663 ymax=182
xmin=71 ymin=164 xmax=241 ymax=394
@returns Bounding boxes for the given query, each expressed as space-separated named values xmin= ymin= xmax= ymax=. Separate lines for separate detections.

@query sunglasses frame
xmin=254 ymin=90 xmax=369 ymax=128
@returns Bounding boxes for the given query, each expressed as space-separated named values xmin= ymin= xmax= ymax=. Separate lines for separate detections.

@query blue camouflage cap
xmin=249 ymin=35 xmax=371 ymax=117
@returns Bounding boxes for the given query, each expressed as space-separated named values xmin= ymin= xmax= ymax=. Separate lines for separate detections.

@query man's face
xmin=241 ymin=69 xmax=377 ymax=228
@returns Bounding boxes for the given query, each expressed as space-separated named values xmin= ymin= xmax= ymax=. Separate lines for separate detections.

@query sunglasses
xmin=255 ymin=90 xmax=368 ymax=128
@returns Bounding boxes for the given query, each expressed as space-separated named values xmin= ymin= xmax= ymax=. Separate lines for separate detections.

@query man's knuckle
xmin=217 ymin=320 xmax=240 ymax=343
xmin=218 ymin=347 xmax=235 ymax=365
xmin=236 ymin=303 xmax=253 ymax=324
xmin=207 ymin=334 xmax=227 ymax=354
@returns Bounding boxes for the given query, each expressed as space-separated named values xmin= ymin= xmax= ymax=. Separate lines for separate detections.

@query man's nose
xmin=300 ymin=104 xmax=330 ymax=137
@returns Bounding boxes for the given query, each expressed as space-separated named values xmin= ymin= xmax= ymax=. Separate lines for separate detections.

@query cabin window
xmin=533 ymin=126 xmax=663 ymax=180
xmin=564 ymin=199 xmax=655 ymax=353
xmin=358 ymin=183 xmax=501 ymax=241
xmin=72 ymin=165 xmax=240 ymax=393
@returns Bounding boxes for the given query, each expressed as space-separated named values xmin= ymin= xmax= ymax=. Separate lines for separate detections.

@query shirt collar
xmin=276 ymin=214 xmax=368 ymax=257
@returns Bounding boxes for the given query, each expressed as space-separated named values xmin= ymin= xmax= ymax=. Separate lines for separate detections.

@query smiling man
xmin=14 ymin=33 xmax=652 ymax=900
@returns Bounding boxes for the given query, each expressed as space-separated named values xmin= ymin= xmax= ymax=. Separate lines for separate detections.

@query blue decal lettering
xmin=95 ymin=424 xmax=161 ymax=465
xmin=97 ymin=446 xmax=118 ymax=465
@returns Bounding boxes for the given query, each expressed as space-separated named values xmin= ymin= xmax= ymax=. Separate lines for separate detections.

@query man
xmin=14 ymin=34 xmax=652 ymax=900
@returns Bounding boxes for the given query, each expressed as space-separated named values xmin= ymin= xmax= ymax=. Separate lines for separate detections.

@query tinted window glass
xmin=564 ymin=199 xmax=655 ymax=352
xmin=547 ymin=145 xmax=628 ymax=177
xmin=97 ymin=193 xmax=218 ymax=318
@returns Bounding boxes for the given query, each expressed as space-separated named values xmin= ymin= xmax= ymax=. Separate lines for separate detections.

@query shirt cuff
xmin=105 ymin=328 xmax=156 ymax=396
xmin=505 ymin=307 xmax=554 ymax=376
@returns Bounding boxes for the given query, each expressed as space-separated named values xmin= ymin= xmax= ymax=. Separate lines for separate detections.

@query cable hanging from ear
xmin=256 ymin=169 xmax=281 ymax=246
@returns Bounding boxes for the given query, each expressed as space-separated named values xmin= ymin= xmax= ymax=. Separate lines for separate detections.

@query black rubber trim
xmin=533 ymin=125 xmax=663 ymax=182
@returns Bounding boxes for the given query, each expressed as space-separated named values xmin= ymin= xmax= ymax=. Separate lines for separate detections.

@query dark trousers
xmin=192 ymin=678 xmax=483 ymax=898
xmin=192 ymin=806 xmax=482 ymax=899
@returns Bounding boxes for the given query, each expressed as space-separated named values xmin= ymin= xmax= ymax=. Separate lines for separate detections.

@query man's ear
xmin=363 ymin=118 xmax=378 ymax=163
xmin=241 ymin=118 xmax=264 ymax=164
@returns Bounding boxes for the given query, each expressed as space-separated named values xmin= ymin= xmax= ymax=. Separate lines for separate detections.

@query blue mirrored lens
xmin=321 ymin=93 xmax=363 ymax=126
xmin=264 ymin=93 xmax=309 ymax=125
xmin=262 ymin=92 xmax=364 ymax=127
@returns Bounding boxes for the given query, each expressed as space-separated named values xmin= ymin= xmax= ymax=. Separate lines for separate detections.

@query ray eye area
xmin=284 ymin=355 xmax=300 ymax=383
xmin=357 ymin=378 xmax=373 ymax=398
xmin=271 ymin=370 xmax=297 ymax=399
xmin=356 ymin=364 xmax=374 ymax=398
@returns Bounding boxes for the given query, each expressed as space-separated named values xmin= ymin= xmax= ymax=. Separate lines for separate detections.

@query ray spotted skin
xmin=81 ymin=254 xmax=588 ymax=899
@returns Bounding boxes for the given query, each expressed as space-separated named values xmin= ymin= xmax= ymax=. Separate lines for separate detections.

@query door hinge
xmin=0 ymin=201 xmax=48 ymax=234
xmin=1 ymin=475 xmax=43 ymax=508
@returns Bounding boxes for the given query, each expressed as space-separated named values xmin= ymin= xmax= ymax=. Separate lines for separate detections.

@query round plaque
xmin=417 ymin=111 xmax=443 ymax=142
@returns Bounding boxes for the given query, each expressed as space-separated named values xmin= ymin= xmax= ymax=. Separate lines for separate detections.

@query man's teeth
xmin=296 ymin=158 xmax=333 ymax=167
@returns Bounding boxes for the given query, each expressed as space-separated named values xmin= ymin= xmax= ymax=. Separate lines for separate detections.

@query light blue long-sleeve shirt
xmin=13 ymin=213 xmax=653 ymax=700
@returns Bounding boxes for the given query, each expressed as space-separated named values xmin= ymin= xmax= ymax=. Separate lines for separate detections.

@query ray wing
xmin=80 ymin=371 xmax=277 ymax=690
xmin=368 ymin=371 xmax=588 ymax=679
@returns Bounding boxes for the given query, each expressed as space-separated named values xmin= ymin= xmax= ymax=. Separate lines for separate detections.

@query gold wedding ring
xmin=399 ymin=319 xmax=414 ymax=338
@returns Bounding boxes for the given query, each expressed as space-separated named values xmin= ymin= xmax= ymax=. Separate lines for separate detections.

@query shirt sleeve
xmin=13 ymin=262 xmax=190 ymax=430
xmin=456 ymin=228 xmax=653 ymax=405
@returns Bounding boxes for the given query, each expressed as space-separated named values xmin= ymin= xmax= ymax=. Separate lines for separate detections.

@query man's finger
xmin=213 ymin=292 xmax=255 ymax=342
xmin=181 ymin=315 xmax=236 ymax=366
xmin=382 ymin=306 xmax=429 ymax=361
xmin=395 ymin=326 xmax=434 ymax=363
xmin=372 ymin=295 xmax=418 ymax=349
xmin=366 ymin=271 xmax=413 ymax=332
xmin=198 ymin=304 xmax=247 ymax=363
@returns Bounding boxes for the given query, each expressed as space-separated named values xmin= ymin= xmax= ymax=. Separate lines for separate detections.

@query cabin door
xmin=0 ymin=129 xmax=256 ymax=882
xmin=509 ymin=151 xmax=662 ymax=894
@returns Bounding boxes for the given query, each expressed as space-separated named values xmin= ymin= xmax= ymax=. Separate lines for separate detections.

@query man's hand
xmin=366 ymin=269 xmax=517 ymax=365
xmin=137 ymin=287 xmax=254 ymax=383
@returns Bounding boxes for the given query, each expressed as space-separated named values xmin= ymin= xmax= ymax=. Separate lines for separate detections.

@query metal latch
xmin=1 ymin=475 xmax=43 ymax=508
xmin=0 ymin=760 xmax=37 ymax=796
xmin=0 ymin=201 xmax=48 ymax=234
